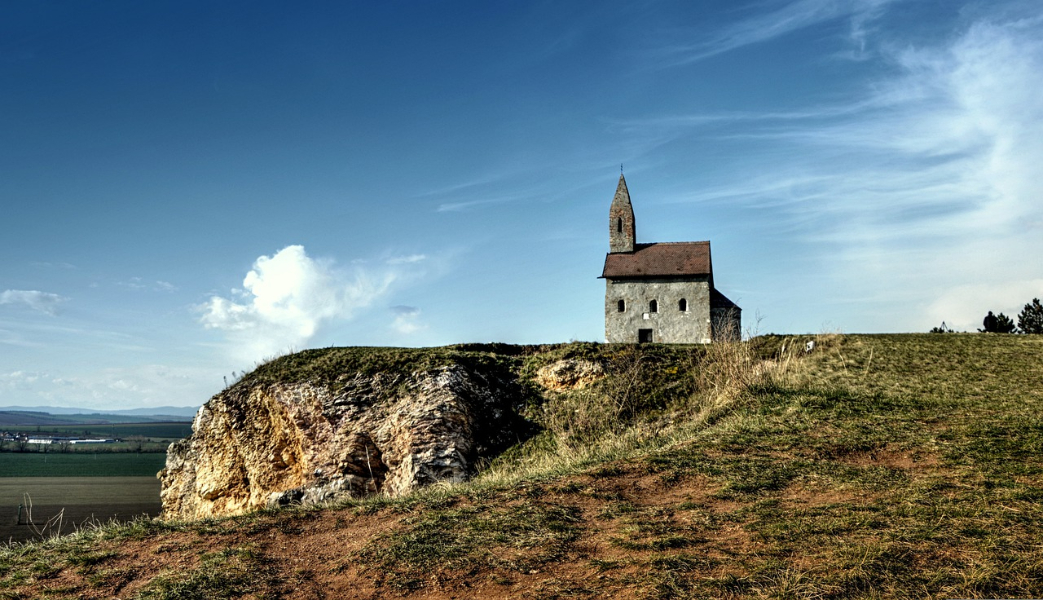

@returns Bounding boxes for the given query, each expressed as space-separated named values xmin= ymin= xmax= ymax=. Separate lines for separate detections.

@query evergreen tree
xmin=1018 ymin=298 xmax=1043 ymax=334
xmin=995 ymin=313 xmax=1016 ymax=334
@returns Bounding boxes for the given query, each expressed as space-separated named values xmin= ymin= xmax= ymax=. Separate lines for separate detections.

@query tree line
xmin=932 ymin=298 xmax=1043 ymax=334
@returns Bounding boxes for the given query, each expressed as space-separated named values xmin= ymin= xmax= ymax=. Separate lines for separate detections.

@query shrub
xmin=981 ymin=311 xmax=1016 ymax=334
xmin=1017 ymin=298 xmax=1043 ymax=334
xmin=995 ymin=313 xmax=1017 ymax=333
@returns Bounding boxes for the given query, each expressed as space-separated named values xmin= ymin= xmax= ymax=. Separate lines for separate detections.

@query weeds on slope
xmin=350 ymin=335 xmax=816 ymax=592
xmin=471 ymin=334 xmax=812 ymax=490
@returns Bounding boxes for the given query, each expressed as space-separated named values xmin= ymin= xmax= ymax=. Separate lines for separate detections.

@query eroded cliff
xmin=160 ymin=349 xmax=540 ymax=520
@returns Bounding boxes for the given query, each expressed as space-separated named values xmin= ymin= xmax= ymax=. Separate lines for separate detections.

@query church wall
xmin=604 ymin=277 xmax=712 ymax=344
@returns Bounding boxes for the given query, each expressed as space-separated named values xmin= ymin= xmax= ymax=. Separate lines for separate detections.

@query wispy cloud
xmin=647 ymin=8 xmax=1043 ymax=331
xmin=385 ymin=254 xmax=427 ymax=265
xmin=118 ymin=277 xmax=178 ymax=292
xmin=29 ymin=261 xmax=76 ymax=270
xmin=0 ymin=289 xmax=67 ymax=316
xmin=0 ymin=364 xmax=215 ymax=410
xmin=660 ymin=0 xmax=901 ymax=65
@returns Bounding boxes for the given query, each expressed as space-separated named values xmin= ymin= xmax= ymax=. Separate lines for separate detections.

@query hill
xmin=0 ymin=406 xmax=197 ymax=426
xmin=2 ymin=334 xmax=1042 ymax=599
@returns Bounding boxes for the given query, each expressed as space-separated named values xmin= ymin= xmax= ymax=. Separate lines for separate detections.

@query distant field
xmin=2 ymin=421 xmax=192 ymax=440
xmin=0 ymin=452 xmax=167 ymax=477
xmin=0 ymin=476 xmax=160 ymax=544
xmin=0 ymin=411 xmax=192 ymax=426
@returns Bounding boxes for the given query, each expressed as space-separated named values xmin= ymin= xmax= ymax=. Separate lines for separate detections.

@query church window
xmin=649 ymin=299 xmax=658 ymax=313
xmin=616 ymin=218 xmax=623 ymax=233
xmin=679 ymin=298 xmax=687 ymax=312
xmin=617 ymin=299 xmax=625 ymax=312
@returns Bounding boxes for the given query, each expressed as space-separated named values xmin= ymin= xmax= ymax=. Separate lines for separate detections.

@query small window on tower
xmin=616 ymin=218 xmax=623 ymax=233
xmin=679 ymin=298 xmax=687 ymax=312
xmin=617 ymin=299 xmax=625 ymax=312
xmin=649 ymin=299 xmax=658 ymax=313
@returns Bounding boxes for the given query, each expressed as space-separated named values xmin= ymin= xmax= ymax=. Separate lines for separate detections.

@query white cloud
xmin=1 ymin=370 xmax=42 ymax=387
xmin=200 ymin=245 xmax=402 ymax=360
xmin=0 ymin=290 xmax=67 ymax=315
xmin=927 ymin=279 xmax=1043 ymax=332
xmin=390 ymin=305 xmax=426 ymax=335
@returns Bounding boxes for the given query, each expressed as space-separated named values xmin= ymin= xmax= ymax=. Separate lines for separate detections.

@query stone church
xmin=600 ymin=174 xmax=741 ymax=343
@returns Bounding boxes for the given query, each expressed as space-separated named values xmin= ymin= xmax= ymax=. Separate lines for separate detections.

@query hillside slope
xmin=3 ymin=334 xmax=1043 ymax=599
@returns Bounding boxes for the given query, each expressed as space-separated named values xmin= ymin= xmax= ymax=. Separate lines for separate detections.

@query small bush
xmin=1018 ymin=298 xmax=1043 ymax=334
xmin=981 ymin=311 xmax=1016 ymax=334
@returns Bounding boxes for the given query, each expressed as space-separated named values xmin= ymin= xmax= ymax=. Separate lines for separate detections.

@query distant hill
xmin=0 ymin=405 xmax=197 ymax=426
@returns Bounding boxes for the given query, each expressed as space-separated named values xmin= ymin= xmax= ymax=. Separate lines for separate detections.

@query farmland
xmin=0 ymin=477 xmax=160 ymax=544
xmin=0 ymin=452 xmax=167 ymax=478
xmin=0 ymin=449 xmax=168 ymax=543
xmin=1 ymin=422 xmax=192 ymax=441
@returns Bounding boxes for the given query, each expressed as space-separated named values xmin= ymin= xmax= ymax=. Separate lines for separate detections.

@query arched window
xmin=617 ymin=299 xmax=625 ymax=312
xmin=649 ymin=299 xmax=658 ymax=313
xmin=616 ymin=218 xmax=623 ymax=233
xmin=678 ymin=298 xmax=687 ymax=312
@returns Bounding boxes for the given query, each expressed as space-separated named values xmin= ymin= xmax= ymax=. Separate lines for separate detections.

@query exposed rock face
xmin=160 ymin=365 xmax=531 ymax=520
xmin=535 ymin=359 xmax=605 ymax=392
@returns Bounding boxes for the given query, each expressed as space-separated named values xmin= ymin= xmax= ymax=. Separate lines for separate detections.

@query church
xmin=600 ymin=174 xmax=741 ymax=344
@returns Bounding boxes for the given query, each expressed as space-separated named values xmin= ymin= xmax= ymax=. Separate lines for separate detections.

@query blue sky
xmin=2 ymin=0 xmax=1041 ymax=410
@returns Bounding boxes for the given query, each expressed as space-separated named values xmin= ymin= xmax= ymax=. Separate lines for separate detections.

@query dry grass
xmin=4 ymin=334 xmax=1042 ymax=599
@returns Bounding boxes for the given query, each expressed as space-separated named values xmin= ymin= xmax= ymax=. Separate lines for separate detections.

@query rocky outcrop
xmin=535 ymin=359 xmax=605 ymax=392
xmin=160 ymin=364 xmax=531 ymax=520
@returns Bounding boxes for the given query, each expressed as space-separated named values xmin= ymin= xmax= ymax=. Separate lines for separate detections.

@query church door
xmin=638 ymin=329 xmax=653 ymax=343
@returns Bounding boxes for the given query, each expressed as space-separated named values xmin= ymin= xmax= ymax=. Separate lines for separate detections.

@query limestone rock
xmin=159 ymin=365 xmax=530 ymax=520
xmin=534 ymin=359 xmax=605 ymax=392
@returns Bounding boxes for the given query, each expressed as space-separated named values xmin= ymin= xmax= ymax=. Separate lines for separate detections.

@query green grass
xmin=0 ymin=452 xmax=167 ymax=477
xmin=622 ymin=333 xmax=1043 ymax=598
xmin=2 ymin=334 xmax=1042 ymax=599
xmin=136 ymin=546 xmax=273 ymax=600
xmin=343 ymin=334 xmax=1043 ymax=597
xmin=355 ymin=498 xmax=582 ymax=590
xmin=237 ymin=345 xmax=519 ymax=392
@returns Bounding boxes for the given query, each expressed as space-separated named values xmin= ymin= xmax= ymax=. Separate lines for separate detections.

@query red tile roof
xmin=601 ymin=242 xmax=712 ymax=278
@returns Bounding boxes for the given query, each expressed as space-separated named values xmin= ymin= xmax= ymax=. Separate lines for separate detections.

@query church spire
xmin=609 ymin=173 xmax=636 ymax=253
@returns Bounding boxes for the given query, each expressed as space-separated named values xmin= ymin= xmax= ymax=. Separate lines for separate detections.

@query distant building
xmin=600 ymin=174 xmax=740 ymax=343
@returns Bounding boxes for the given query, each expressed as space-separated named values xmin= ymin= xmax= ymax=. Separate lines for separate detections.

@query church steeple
xmin=609 ymin=173 xmax=636 ymax=253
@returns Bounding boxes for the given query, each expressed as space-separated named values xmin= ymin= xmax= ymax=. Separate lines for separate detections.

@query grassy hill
xmin=2 ymin=334 xmax=1042 ymax=599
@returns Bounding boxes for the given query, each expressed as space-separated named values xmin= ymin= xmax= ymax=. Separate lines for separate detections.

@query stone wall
xmin=604 ymin=277 xmax=712 ymax=343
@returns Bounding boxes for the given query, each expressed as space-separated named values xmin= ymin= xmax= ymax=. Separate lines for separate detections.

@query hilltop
xmin=2 ymin=334 xmax=1042 ymax=599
